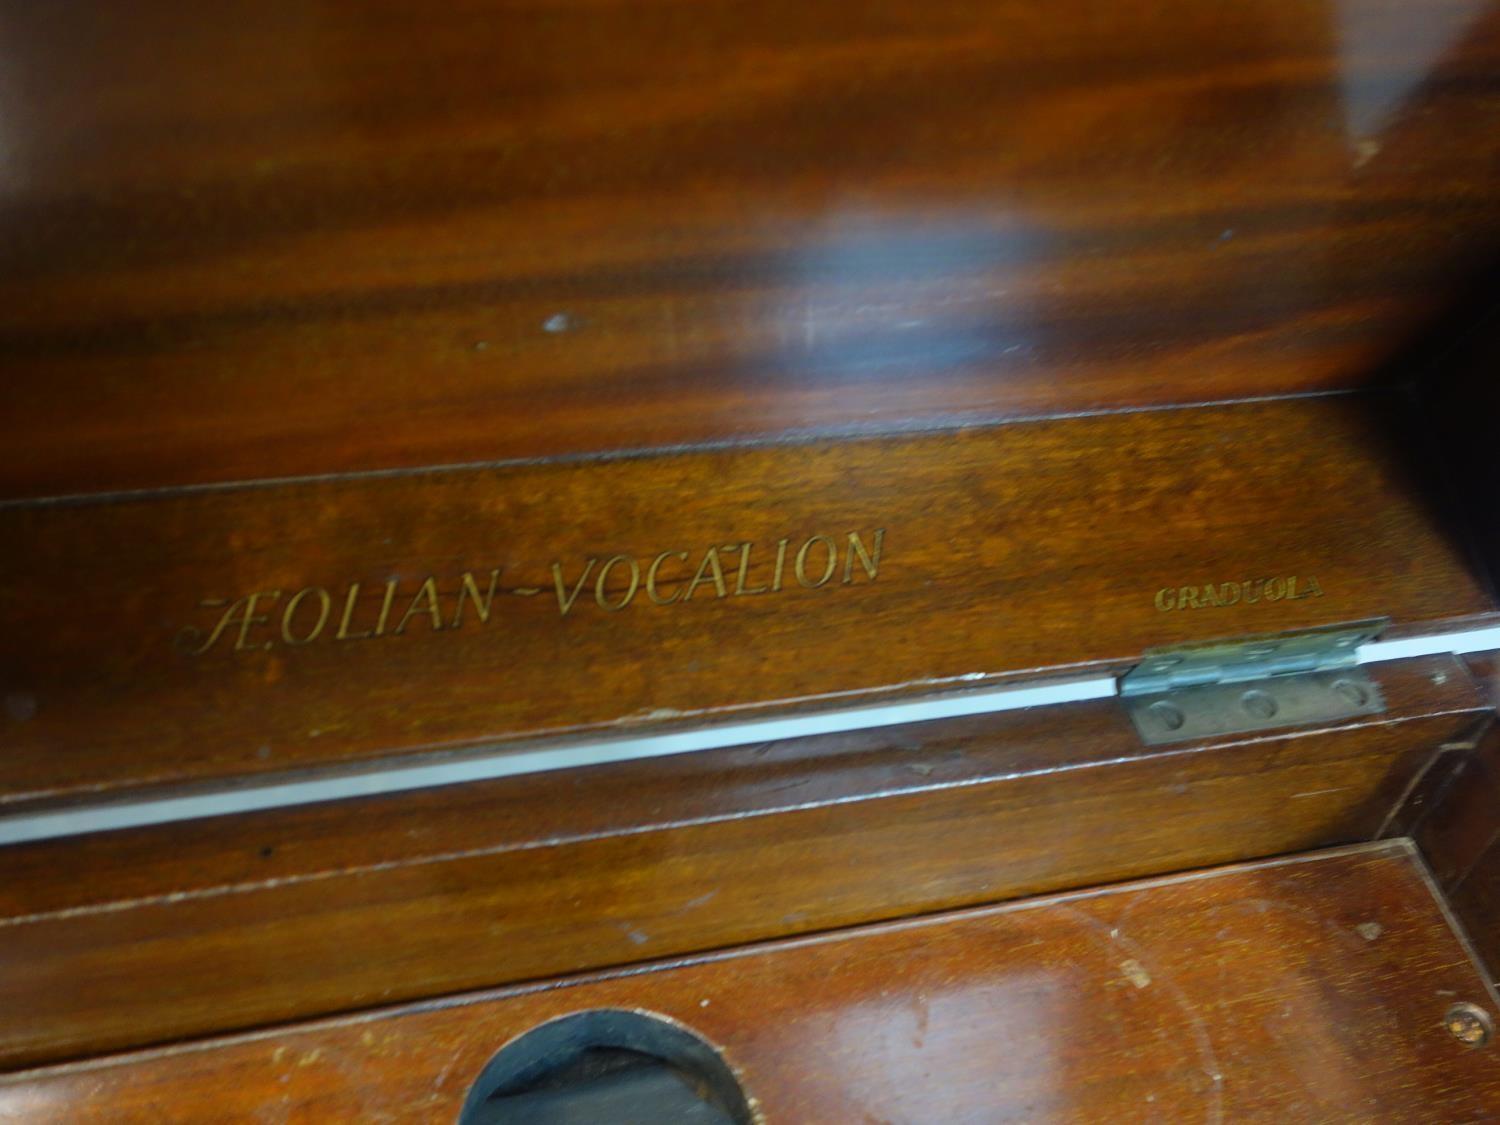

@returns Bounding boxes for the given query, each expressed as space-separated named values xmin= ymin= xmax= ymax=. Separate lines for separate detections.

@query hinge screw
xmin=1333 ymin=679 xmax=1370 ymax=707
xmin=1445 ymin=1002 xmax=1493 ymax=1047
xmin=1148 ymin=701 xmax=1185 ymax=732
xmin=1240 ymin=689 xmax=1278 ymax=720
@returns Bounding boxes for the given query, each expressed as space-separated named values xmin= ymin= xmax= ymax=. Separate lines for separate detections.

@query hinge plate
xmin=1120 ymin=621 xmax=1388 ymax=746
xmin=1124 ymin=669 xmax=1385 ymax=745
xmin=1119 ymin=621 xmax=1386 ymax=697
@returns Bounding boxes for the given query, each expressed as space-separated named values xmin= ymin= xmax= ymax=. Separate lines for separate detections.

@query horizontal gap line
xmin=0 ymin=620 xmax=1494 ymax=847
xmin=0 ymin=390 xmax=1357 ymax=510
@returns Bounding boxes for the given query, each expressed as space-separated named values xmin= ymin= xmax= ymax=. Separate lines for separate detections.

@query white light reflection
xmin=780 ymin=209 xmax=1046 ymax=389
xmin=1336 ymin=0 xmax=1487 ymax=154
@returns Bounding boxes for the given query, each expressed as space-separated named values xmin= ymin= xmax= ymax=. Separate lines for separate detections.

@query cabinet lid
xmin=0 ymin=392 xmax=1493 ymax=811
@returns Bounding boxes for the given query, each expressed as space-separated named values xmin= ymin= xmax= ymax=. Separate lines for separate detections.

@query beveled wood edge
xmin=0 ymin=392 xmax=1366 ymax=510
xmin=0 ymin=839 xmax=1451 ymax=1084
xmin=0 ymin=652 xmax=1481 ymax=896
xmin=0 ymin=645 xmax=1490 ymax=842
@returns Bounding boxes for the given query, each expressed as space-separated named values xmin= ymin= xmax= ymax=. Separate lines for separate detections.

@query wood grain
xmin=0 ymin=396 xmax=1491 ymax=806
xmin=0 ymin=655 xmax=1480 ymax=1069
xmin=3 ymin=843 xmax=1496 ymax=1121
xmin=1 ymin=0 xmax=1498 ymax=499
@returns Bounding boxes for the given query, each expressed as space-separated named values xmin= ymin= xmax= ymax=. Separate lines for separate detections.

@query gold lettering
xmin=236 ymin=591 xmax=280 ymax=650
xmin=174 ymin=601 xmax=229 ymax=655
xmin=732 ymin=543 xmax=769 ymax=596
xmin=1154 ymin=575 xmax=1326 ymax=610
xmin=177 ymin=591 xmax=280 ymax=655
xmin=453 ymin=569 xmax=501 ymax=627
xmin=551 ymin=560 xmax=597 ymax=617
xmin=843 ymin=529 xmax=885 ymax=584
xmin=795 ymin=536 xmax=837 ymax=589
xmin=183 ymin=527 xmax=900 ymax=649
xmin=684 ymin=547 xmax=728 ymax=601
xmin=647 ymin=551 xmax=687 ymax=605
xmin=336 ymin=583 xmax=374 ymax=641
xmin=395 ymin=577 xmax=445 ymax=633
xmin=375 ymin=579 xmax=400 ymax=635
xmin=281 ymin=587 xmax=331 ymax=646
xmin=594 ymin=555 xmax=641 ymax=611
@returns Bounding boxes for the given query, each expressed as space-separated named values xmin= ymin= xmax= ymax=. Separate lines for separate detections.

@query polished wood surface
xmin=0 ymin=655 xmax=1479 ymax=1069
xmin=3 ymin=395 xmax=1492 ymax=807
xmin=4 ymin=843 xmax=1495 ymax=1122
xmin=3 ymin=3 xmax=1499 ymax=1115
xmin=1 ymin=0 xmax=1498 ymax=500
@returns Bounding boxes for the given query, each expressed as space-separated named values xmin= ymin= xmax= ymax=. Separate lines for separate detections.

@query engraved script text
xmin=177 ymin=529 xmax=885 ymax=655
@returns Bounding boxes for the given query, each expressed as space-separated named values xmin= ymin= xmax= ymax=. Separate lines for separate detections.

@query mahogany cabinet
xmin=2 ymin=0 xmax=1500 ymax=1119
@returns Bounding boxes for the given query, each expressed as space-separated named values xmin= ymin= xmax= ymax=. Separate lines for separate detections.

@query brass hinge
xmin=1120 ymin=620 xmax=1388 ymax=745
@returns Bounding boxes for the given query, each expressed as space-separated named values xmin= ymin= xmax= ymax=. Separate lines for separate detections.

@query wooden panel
xmin=0 ymin=656 xmax=1480 ymax=1069
xmin=1403 ymin=663 xmax=1500 ymax=979
xmin=2 ymin=0 xmax=1499 ymax=498
xmin=4 ymin=844 xmax=1496 ymax=1120
xmin=1451 ymin=839 xmax=1500 ymax=986
xmin=1408 ymin=722 xmax=1500 ymax=887
xmin=1 ymin=396 xmax=1491 ymax=806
